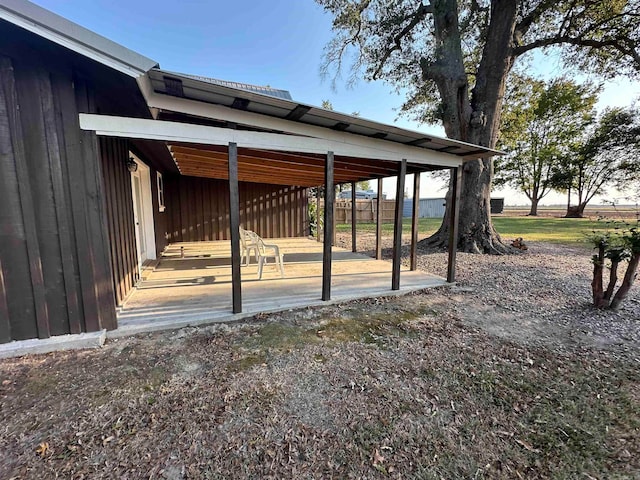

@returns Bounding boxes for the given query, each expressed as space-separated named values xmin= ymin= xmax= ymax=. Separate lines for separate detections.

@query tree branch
xmin=514 ymin=35 xmax=640 ymax=67
xmin=515 ymin=0 xmax=562 ymax=39
xmin=372 ymin=2 xmax=433 ymax=79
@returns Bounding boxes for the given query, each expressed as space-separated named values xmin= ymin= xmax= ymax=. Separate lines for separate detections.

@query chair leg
xmin=257 ymin=257 xmax=264 ymax=280
xmin=278 ymin=254 xmax=284 ymax=278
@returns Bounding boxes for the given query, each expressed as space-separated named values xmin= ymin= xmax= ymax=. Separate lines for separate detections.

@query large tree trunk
xmin=421 ymin=0 xmax=517 ymax=254
xmin=565 ymin=202 xmax=587 ymax=218
xmin=529 ymin=198 xmax=539 ymax=216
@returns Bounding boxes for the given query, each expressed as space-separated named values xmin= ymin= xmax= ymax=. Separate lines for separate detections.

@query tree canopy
xmin=317 ymin=0 xmax=640 ymax=253
xmin=562 ymin=105 xmax=640 ymax=217
xmin=496 ymin=76 xmax=599 ymax=215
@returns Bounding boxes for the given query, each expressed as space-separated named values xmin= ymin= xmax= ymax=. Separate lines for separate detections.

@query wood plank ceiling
xmin=168 ymin=143 xmax=434 ymax=187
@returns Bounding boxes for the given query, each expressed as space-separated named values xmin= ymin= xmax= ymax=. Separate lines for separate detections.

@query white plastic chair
xmin=239 ymin=226 xmax=259 ymax=266
xmin=245 ymin=231 xmax=285 ymax=279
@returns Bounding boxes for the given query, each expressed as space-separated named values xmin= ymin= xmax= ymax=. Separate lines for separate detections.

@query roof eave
xmin=0 ymin=0 xmax=158 ymax=77
xmin=148 ymin=69 xmax=504 ymax=159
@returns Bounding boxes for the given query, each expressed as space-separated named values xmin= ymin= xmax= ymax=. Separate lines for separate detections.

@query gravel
xmin=336 ymin=232 xmax=640 ymax=359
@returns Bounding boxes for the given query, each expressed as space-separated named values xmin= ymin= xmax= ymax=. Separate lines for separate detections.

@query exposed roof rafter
xmin=285 ymin=104 xmax=312 ymax=121
xmin=332 ymin=122 xmax=350 ymax=131
xmin=231 ymin=98 xmax=250 ymax=110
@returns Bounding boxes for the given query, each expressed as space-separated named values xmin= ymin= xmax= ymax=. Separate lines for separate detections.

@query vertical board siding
xmin=149 ymin=167 xmax=168 ymax=254
xmin=0 ymin=51 xmax=118 ymax=343
xmin=0 ymin=56 xmax=39 ymax=341
xmin=164 ymin=176 xmax=308 ymax=242
xmin=17 ymin=64 xmax=69 ymax=336
xmin=74 ymin=77 xmax=117 ymax=331
xmin=0 ymin=259 xmax=10 ymax=343
xmin=99 ymin=137 xmax=139 ymax=307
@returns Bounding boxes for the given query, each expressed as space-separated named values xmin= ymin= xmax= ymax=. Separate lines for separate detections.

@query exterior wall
xmin=99 ymin=138 xmax=139 ymax=306
xmin=164 ymin=176 xmax=309 ymax=242
xmin=149 ymin=167 xmax=169 ymax=255
xmin=0 ymin=31 xmax=117 ymax=343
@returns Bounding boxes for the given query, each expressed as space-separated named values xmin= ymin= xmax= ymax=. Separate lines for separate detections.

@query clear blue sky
xmin=31 ymin=0 xmax=640 ymax=204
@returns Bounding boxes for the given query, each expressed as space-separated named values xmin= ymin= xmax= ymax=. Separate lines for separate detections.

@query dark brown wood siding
xmin=0 ymin=28 xmax=119 ymax=343
xmin=99 ymin=138 xmax=139 ymax=306
xmin=149 ymin=168 xmax=169 ymax=255
xmin=164 ymin=176 xmax=309 ymax=242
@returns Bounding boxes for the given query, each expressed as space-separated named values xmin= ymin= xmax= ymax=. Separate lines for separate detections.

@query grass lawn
xmin=335 ymin=216 xmax=618 ymax=245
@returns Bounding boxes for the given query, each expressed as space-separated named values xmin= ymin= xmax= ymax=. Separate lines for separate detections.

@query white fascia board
xmin=0 ymin=0 xmax=157 ymax=77
xmin=138 ymin=90 xmax=462 ymax=167
xmin=79 ymin=114 xmax=463 ymax=168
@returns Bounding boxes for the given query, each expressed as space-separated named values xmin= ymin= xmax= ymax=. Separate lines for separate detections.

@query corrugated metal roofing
xmin=149 ymin=69 xmax=503 ymax=160
xmin=163 ymin=71 xmax=293 ymax=100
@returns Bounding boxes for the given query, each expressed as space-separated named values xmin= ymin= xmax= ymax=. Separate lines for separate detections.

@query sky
xmin=30 ymin=0 xmax=640 ymax=206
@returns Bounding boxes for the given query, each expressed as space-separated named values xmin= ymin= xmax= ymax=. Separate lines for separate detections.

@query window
xmin=157 ymin=172 xmax=165 ymax=212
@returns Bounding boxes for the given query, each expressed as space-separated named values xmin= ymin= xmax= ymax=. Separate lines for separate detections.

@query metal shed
xmin=403 ymin=198 xmax=447 ymax=218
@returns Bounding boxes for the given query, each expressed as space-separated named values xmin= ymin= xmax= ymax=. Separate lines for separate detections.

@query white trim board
xmin=79 ymin=114 xmax=463 ymax=168
xmin=139 ymin=89 xmax=465 ymax=165
xmin=129 ymin=154 xmax=157 ymax=262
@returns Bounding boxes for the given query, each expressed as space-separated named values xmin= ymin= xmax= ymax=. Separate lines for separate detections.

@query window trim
xmin=156 ymin=172 xmax=165 ymax=212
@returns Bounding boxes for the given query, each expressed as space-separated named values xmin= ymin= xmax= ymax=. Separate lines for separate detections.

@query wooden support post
xmin=322 ymin=152 xmax=335 ymax=301
xmin=447 ymin=167 xmax=462 ymax=283
xmin=332 ymin=186 xmax=337 ymax=246
xmin=375 ymin=178 xmax=383 ymax=260
xmin=228 ymin=142 xmax=242 ymax=313
xmin=316 ymin=191 xmax=321 ymax=242
xmin=410 ymin=173 xmax=420 ymax=271
xmin=392 ymin=160 xmax=407 ymax=290
xmin=351 ymin=181 xmax=357 ymax=252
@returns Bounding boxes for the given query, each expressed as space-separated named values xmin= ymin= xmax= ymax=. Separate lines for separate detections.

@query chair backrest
xmin=239 ymin=226 xmax=248 ymax=249
xmin=246 ymin=231 xmax=266 ymax=252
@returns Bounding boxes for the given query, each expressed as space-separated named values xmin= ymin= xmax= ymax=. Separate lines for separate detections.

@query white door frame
xmin=130 ymin=153 xmax=157 ymax=269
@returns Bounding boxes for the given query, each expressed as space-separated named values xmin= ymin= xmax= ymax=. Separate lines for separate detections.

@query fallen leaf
xmin=372 ymin=448 xmax=385 ymax=466
xmin=35 ymin=442 xmax=50 ymax=457
xmin=515 ymin=439 xmax=540 ymax=453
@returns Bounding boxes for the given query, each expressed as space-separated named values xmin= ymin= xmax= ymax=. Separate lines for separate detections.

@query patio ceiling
xmin=168 ymin=143 xmax=437 ymax=187
xmin=79 ymin=113 xmax=459 ymax=187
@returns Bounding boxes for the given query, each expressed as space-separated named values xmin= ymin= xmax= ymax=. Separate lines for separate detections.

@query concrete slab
xmin=113 ymin=238 xmax=449 ymax=338
xmin=0 ymin=330 xmax=107 ymax=359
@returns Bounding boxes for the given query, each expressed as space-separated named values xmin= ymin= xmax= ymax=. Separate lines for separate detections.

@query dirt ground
xmin=1 ymin=235 xmax=639 ymax=479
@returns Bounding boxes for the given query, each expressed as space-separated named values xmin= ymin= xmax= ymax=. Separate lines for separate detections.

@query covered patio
xmin=78 ymin=70 xmax=501 ymax=335
xmin=113 ymin=237 xmax=445 ymax=336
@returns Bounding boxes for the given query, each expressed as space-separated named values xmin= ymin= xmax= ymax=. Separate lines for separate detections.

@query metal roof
xmin=162 ymin=71 xmax=293 ymax=100
xmin=0 ymin=0 xmax=158 ymax=77
xmin=149 ymin=69 xmax=503 ymax=160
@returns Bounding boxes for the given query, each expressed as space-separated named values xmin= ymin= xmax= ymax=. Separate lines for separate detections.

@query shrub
xmin=588 ymin=217 xmax=640 ymax=310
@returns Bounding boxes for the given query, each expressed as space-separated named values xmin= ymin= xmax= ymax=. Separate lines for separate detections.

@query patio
xmin=113 ymin=237 xmax=447 ymax=337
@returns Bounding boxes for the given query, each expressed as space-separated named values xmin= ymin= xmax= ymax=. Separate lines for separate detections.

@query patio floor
xmin=113 ymin=238 xmax=447 ymax=337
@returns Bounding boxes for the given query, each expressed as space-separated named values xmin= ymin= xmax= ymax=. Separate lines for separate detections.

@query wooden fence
xmin=317 ymin=199 xmax=397 ymax=224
